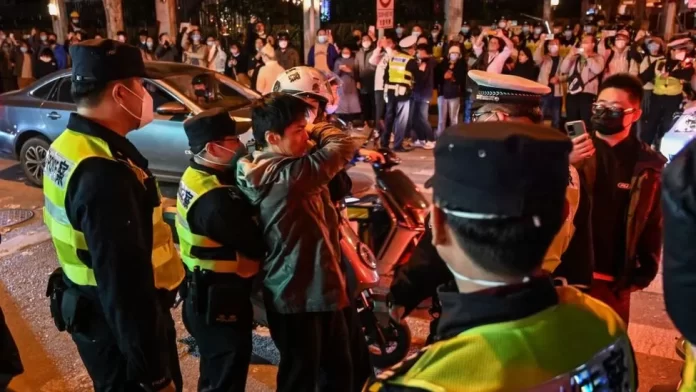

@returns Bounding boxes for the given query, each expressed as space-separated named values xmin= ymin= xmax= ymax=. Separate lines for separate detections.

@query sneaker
xmin=412 ymin=140 xmax=426 ymax=148
xmin=423 ymin=141 xmax=436 ymax=150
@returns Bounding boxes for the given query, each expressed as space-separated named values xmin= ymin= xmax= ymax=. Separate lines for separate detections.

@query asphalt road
xmin=0 ymin=150 xmax=684 ymax=391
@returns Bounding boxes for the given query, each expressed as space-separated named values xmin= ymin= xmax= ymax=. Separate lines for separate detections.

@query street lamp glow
xmin=48 ymin=2 xmax=59 ymax=17
xmin=551 ymin=0 xmax=559 ymax=5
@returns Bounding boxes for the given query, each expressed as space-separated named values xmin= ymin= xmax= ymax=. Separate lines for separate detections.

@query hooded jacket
xmin=235 ymin=123 xmax=355 ymax=313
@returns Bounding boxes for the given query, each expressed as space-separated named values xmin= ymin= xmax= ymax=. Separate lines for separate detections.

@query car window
xmin=143 ymin=80 xmax=177 ymax=112
xmin=161 ymin=72 xmax=252 ymax=110
xmin=54 ymin=78 xmax=74 ymax=104
xmin=31 ymin=79 xmax=58 ymax=100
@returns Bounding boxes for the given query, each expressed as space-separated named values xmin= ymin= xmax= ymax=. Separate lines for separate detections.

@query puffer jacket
xmin=563 ymin=139 xmax=665 ymax=290
xmin=235 ymin=123 xmax=355 ymax=313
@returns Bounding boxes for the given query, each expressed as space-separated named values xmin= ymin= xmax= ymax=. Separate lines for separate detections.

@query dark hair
xmin=277 ymin=31 xmax=290 ymax=40
xmin=251 ymin=93 xmax=310 ymax=148
xmin=139 ymin=30 xmax=148 ymax=37
xmin=443 ymin=206 xmax=564 ymax=277
xmin=517 ymin=46 xmax=533 ymax=63
xmin=599 ymin=73 xmax=644 ymax=105
xmin=158 ymin=33 xmax=168 ymax=41
xmin=416 ymin=43 xmax=430 ymax=53
xmin=317 ymin=28 xmax=325 ymax=35
xmin=39 ymin=48 xmax=54 ymax=58
xmin=71 ymin=81 xmax=107 ymax=108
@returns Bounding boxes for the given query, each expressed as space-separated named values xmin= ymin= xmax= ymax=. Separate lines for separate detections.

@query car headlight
xmin=358 ymin=243 xmax=377 ymax=269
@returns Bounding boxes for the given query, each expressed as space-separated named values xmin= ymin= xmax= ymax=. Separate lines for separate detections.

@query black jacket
xmin=63 ymin=114 xmax=174 ymax=389
xmin=434 ymin=58 xmax=468 ymax=99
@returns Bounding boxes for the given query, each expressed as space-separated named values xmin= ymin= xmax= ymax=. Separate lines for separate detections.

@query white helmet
xmin=272 ymin=66 xmax=338 ymax=106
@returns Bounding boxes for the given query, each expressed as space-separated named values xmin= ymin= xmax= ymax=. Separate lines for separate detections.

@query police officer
xmin=42 ymin=39 xmax=183 ymax=391
xmin=368 ymin=120 xmax=637 ymax=391
xmin=382 ymin=34 xmax=419 ymax=152
xmin=176 ymin=108 xmax=266 ymax=391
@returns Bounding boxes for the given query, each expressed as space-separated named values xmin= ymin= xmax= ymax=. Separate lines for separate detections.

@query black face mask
xmin=590 ymin=108 xmax=626 ymax=135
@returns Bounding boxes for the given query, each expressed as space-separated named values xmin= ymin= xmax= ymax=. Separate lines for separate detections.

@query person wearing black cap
xmin=175 ymin=108 xmax=266 ymax=392
xmin=663 ymin=138 xmax=696 ymax=390
xmin=275 ymin=31 xmax=300 ymax=70
xmin=367 ymin=121 xmax=636 ymax=391
xmin=42 ymin=39 xmax=184 ymax=392
xmin=640 ymin=36 xmax=695 ymax=147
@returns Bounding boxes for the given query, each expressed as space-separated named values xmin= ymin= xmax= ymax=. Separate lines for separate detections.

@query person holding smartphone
xmin=560 ymin=33 xmax=606 ymax=129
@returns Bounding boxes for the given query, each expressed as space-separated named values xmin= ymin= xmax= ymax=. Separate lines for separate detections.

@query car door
xmin=39 ymin=76 xmax=76 ymax=134
xmin=126 ymin=80 xmax=191 ymax=180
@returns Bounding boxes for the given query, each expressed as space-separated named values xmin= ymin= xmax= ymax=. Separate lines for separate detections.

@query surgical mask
xmin=140 ymin=39 xmax=146 ymax=45
xmin=648 ymin=43 xmax=660 ymax=53
xmin=279 ymin=40 xmax=288 ymax=49
xmin=40 ymin=56 xmax=51 ymax=62
xmin=342 ymin=53 xmax=350 ymax=59
xmin=522 ymin=27 xmax=529 ymax=33
xmin=461 ymin=27 xmax=469 ymax=34
xmin=498 ymin=22 xmax=507 ymax=29
xmin=116 ymin=85 xmax=154 ymax=130
xmin=20 ymin=47 xmax=27 ymax=53
xmin=584 ymin=26 xmax=593 ymax=34
xmin=412 ymin=31 xmax=421 ymax=37
xmin=446 ymin=264 xmax=530 ymax=288
xmin=231 ymin=49 xmax=239 ymax=56
xmin=72 ymin=19 xmax=79 ymax=24
xmin=207 ymin=41 xmax=214 ymax=46
xmin=548 ymin=45 xmax=559 ymax=54
xmin=591 ymin=108 xmax=626 ymax=135
xmin=147 ymin=42 xmax=153 ymax=49
xmin=432 ymin=31 xmax=439 ymax=37
xmin=449 ymin=53 xmax=459 ymax=61
xmin=117 ymin=36 xmax=126 ymax=43
xmin=317 ymin=35 xmax=327 ymax=44
xmin=615 ymin=40 xmax=627 ymax=49
xmin=192 ymin=35 xmax=201 ymax=42
xmin=675 ymin=51 xmax=687 ymax=61
xmin=564 ymin=31 xmax=573 ymax=39
xmin=196 ymin=142 xmax=238 ymax=169
xmin=40 ymin=35 xmax=47 ymax=42
xmin=396 ymin=27 xmax=404 ymax=35
xmin=362 ymin=41 xmax=371 ymax=49
xmin=534 ymin=28 xmax=542 ymax=35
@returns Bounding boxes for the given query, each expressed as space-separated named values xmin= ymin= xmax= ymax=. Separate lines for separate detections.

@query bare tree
xmin=444 ymin=0 xmax=463 ymax=39
xmin=50 ymin=0 xmax=69 ymax=45
xmin=103 ymin=0 xmax=125 ymax=39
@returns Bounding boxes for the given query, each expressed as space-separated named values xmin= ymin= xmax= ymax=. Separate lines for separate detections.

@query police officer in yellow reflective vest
xmin=381 ymin=33 xmax=419 ymax=152
xmin=42 ymin=39 xmax=184 ymax=392
xmin=365 ymin=121 xmax=637 ymax=392
xmin=176 ymin=108 xmax=266 ymax=391
xmin=641 ymin=36 xmax=695 ymax=146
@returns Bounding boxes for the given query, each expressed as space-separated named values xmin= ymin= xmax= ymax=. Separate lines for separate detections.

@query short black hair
xmin=117 ymin=31 xmax=126 ymax=37
xmin=444 ymin=205 xmax=565 ymax=277
xmin=71 ymin=81 xmax=108 ymax=108
xmin=599 ymin=73 xmax=644 ymax=106
xmin=251 ymin=93 xmax=310 ymax=148
xmin=158 ymin=33 xmax=168 ymax=41
xmin=139 ymin=30 xmax=148 ymax=37
xmin=416 ymin=43 xmax=430 ymax=53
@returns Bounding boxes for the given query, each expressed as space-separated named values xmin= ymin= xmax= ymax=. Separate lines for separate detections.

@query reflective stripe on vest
xmin=387 ymin=53 xmax=414 ymax=87
xmin=654 ymin=59 xmax=684 ymax=96
xmin=175 ymin=167 xmax=259 ymax=276
xmin=43 ymin=129 xmax=184 ymax=290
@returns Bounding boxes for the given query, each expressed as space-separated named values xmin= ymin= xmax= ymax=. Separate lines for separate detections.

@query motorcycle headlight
xmin=358 ymin=243 xmax=377 ymax=269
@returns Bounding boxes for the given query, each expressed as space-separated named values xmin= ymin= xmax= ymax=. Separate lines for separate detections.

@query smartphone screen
xmin=546 ymin=34 xmax=554 ymax=41
xmin=565 ymin=120 xmax=587 ymax=139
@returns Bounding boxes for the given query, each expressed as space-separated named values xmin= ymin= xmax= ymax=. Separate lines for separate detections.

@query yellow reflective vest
xmin=654 ymin=59 xmax=686 ymax=96
xmin=175 ymin=166 xmax=259 ymax=276
xmin=682 ymin=340 xmax=696 ymax=392
xmin=365 ymin=286 xmax=636 ymax=392
xmin=43 ymin=129 xmax=184 ymax=290
xmin=387 ymin=52 xmax=414 ymax=88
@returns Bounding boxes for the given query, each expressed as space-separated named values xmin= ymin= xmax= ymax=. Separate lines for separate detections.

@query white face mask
xmin=342 ymin=53 xmax=350 ymax=59
xmin=72 ymin=19 xmax=79 ymax=24
xmin=231 ymin=49 xmax=239 ymax=56
xmin=317 ymin=35 xmax=327 ymax=44
xmin=534 ymin=28 xmax=542 ymax=35
xmin=498 ymin=23 xmax=507 ymax=29
xmin=147 ymin=42 xmax=154 ymax=48
xmin=412 ymin=31 xmax=421 ymax=37
xmin=449 ymin=53 xmax=459 ymax=61
xmin=20 ymin=47 xmax=27 ymax=53
xmin=117 ymin=36 xmax=126 ymax=43
xmin=675 ymin=51 xmax=687 ymax=61
xmin=446 ymin=264 xmax=530 ymax=288
xmin=116 ymin=85 xmax=153 ymax=130
xmin=362 ymin=41 xmax=371 ymax=49
xmin=207 ymin=41 xmax=215 ymax=46
xmin=196 ymin=142 xmax=237 ymax=167
xmin=548 ymin=45 xmax=559 ymax=54
xmin=279 ymin=40 xmax=288 ymax=49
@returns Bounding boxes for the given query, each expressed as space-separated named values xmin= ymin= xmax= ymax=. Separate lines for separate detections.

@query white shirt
xmin=473 ymin=45 xmax=512 ymax=74
xmin=370 ymin=49 xmax=391 ymax=91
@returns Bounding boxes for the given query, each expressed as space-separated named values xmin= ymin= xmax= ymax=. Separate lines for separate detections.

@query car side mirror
xmin=156 ymin=102 xmax=190 ymax=115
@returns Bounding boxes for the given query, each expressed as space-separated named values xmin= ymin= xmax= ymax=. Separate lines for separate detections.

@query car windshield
xmin=159 ymin=71 xmax=260 ymax=110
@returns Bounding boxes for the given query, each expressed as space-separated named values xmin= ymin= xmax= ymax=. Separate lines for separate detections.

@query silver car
xmin=0 ymin=62 xmax=261 ymax=186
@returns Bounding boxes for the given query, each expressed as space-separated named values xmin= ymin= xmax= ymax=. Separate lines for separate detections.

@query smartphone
xmin=546 ymin=34 xmax=554 ymax=40
xmin=565 ymin=120 xmax=587 ymax=139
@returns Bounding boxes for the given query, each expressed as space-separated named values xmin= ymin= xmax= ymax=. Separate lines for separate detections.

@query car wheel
xmin=20 ymin=137 xmax=50 ymax=187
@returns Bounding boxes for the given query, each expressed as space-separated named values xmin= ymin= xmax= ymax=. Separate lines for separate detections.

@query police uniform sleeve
xmin=64 ymin=159 xmax=171 ymax=388
xmin=188 ymin=187 xmax=266 ymax=260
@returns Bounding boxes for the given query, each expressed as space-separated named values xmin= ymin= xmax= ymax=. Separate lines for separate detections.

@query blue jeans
xmin=412 ymin=100 xmax=434 ymax=142
xmin=463 ymin=96 xmax=473 ymax=123
xmin=382 ymin=93 xmax=411 ymax=149
xmin=541 ymin=93 xmax=562 ymax=130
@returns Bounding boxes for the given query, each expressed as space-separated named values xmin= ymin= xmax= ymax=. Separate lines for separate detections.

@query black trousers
xmin=182 ymin=284 xmax=252 ymax=392
xmin=374 ymin=90 xmax=386 ymax=134
xmin=565 ymin=92 xmax=595 ymax=129
xmin=642 ymin=93 xmax=683 ymax=147
xmin=359 ymin=92 xmax=375 ymax=124
xmin=267 ymin=307 xmax=358 ymax=392
xmin=71 ymin=290 xmax=183 ymax=392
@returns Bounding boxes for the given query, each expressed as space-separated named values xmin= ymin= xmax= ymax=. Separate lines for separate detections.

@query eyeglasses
xmin=591 ymin=103 xmax=636 ymax=116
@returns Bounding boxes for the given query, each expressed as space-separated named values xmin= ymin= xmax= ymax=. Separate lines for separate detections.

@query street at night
xmin=0 ymin=152 xmax=685 ymax=391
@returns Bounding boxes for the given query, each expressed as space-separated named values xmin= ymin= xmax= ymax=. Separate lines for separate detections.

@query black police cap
xmin=70 ymin=39 xmax=145 ymax=85
xmin=184 ymin=107 xmax=243 ymax=152
xmin=425 ymin=122 xmax=571 ymax=219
